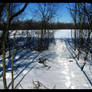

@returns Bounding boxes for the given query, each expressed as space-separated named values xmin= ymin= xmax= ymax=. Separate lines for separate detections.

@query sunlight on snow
xmin=71 ymin=86 xmax=75 ymax=89
xmin=71 ymin=72 xmax=75 ymax=78
xmin=22 ymin=70 xmax=28 ymax=75
xmin=55 ymin=57 xmax=61 ymax=62
xmin=15 ymin=55 xmax=20 ymax=59
xmin=65 ymin=65 xmax=68 ymax=69
xmin=54 ymin=29 xmax=72 ymax=39
xmin=55 ymin=40 xmax=72 ymax=88
xmin=65 ymin=75 xmax=71 ymax=88
xmin=6 ymin=73 xmax=11 ymax=79
xmin=64 ymin=63 xmax=68 ymax=66
xmin=6 ymin=58 xmax=8 ymax=62
xmin=64 ymin=63 xmax=69 ymax=71
xmin=65 ymin=76 xmax=70 ymax=81
xmin=62 ymin=64 xmax=70 ymax=78
xmin=83 ymin=84 xmax=89 ymax=87
xmin=0 ymin=64 xmax=3 ymax=67
xmin=55 ymin=40 xmax=64 ymax=56
xmin=62 ymin=71 xmax=69 ymax=75
xmin=65 ymin=80 xmax=71 ymax=88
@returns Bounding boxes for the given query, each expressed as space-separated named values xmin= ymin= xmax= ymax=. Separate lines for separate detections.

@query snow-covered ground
xmin=54 ymin=29 xmax=74 ymax=39
xmin=0 ymin=29 xmax=92 ymax=89
xmin=0 ymin=38 xmax=92 ymax=89
xmin=66 ymin=39 xmax=92 ymax=87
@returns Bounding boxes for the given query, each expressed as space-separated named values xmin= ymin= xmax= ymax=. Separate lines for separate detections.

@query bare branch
xmin=9 ymin=3 xmax=28 ymax=23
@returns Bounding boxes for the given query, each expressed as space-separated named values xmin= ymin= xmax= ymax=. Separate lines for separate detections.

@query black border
xmin=0 ymin=0 xmax=92 ymax=91
xmin=0 ymin=89 xmax=91 ymax=91
xmin=0 ymin=0 xmax=92 ymax=3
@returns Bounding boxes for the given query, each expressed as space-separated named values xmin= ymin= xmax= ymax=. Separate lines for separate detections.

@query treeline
xmin=0 ymin=3 xmax=56 ymax=89
xmin=69 ymin=3 xmax=92 ymax=71
xmin=0 ymin=3 xmax=28 ymax=89
xmin=0 ymin=20 xmax=91 ymax=30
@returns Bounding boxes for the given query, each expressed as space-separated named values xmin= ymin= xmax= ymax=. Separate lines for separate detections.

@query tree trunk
xmin=2 ymin=40 xmax=7 ymax=89
xmin=74 ymin=29 xmax=76 ymax=51
xmin=2 ymin=3 xmax=10 ymax=89
xmin=11 ymin=37 xmax=15 ymax=89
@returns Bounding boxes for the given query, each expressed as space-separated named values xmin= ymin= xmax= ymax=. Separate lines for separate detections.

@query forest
xmin=0 ymin=20 xmax=91 ymax=30
xmin=0 ymin=3 xmax=92 ymax=89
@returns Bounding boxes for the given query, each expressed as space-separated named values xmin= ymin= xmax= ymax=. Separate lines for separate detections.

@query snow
xmin=0 ymin=29 xmax=73 ymax=38
xmin=54 ymin=29 xmax=74 ymax=39
xmin=8 ymin=30 xmax=54 ymax=39
xmin=20 ymin=40 xmax=91 ymax=89
xmin=67 ymin=37 xmax=92 ymax=87
xmin=15 ymin=56 xmax=20 ymax=60
xmin=0 ymin=29 xmax=92 ymax=89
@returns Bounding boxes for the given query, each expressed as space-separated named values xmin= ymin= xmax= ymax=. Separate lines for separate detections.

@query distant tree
xmin=68 ymin=3 xmax=78 ymax=51
xmin=32 ymin=3 xmax=58 ymax=51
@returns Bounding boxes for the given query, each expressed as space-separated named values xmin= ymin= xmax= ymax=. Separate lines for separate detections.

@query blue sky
xmin=19 ymin=3 xmax=74 ymax=23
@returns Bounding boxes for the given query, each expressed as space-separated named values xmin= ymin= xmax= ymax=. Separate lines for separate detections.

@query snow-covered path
xmin=0 ymin=39 xmax=92 ymax=89
xmin=15 ymin=40 xmax=92 ymax=89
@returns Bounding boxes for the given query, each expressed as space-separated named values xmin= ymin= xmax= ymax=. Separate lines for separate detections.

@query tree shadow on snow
xmin=7 ymin=50 xmax=41 ymax=88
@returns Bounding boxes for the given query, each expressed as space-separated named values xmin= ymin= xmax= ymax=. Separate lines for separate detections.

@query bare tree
xmin=80 ymin=3 xmax=92 ymax=70
xmin=32 ymin=3 xmax=57 ymax=51
xmin=0 ymin=3 xmax=28 ymax=89
xmin=68 ymin=3 xmax=92 ymax=70
xmin=9 ymin=3 xmax=28 ymax=89
xmin=68 ymin=3 xmax=78 ymax=51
